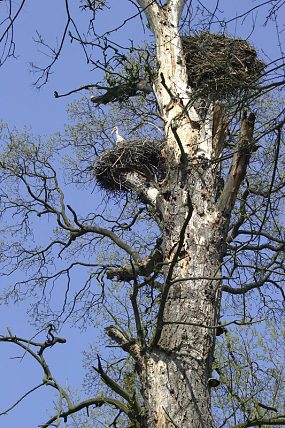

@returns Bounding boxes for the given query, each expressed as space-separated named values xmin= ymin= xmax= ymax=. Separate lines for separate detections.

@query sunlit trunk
xmin=139 ymin=146 xmax=228 ymax=427
xmin=134 ymin=5 xmax=232 ymax=427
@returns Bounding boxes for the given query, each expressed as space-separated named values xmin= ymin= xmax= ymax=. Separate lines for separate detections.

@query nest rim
xmin=181 ymin=31 xmax=265 ymax=99
xmin=94 ymin=139 xmax=166 ymax=193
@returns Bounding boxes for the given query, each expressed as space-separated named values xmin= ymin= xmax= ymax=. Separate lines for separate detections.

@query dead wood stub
xmin=182 ymin=32 xmax=265 ymax=99
xmin=94 ymin=139 xmax=166 ymax=192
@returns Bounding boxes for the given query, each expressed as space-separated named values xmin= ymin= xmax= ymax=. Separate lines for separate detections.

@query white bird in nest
xmin=111 ymin=126 xmax=125 ymax=144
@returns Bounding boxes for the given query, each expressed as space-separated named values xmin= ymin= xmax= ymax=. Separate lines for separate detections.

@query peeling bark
xmin=107 ymin=4 xmax=233 ymax=427
xmin=100 ymin=3 xmax=256 ymax=427
xmin=138 ymin=155 xmax=228 ymax=427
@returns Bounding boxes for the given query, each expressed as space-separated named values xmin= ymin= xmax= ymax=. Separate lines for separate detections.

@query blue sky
xmin=0 ymin=0 xmax=145 ymax=133
xmin=0 ymin=1 xmax=283 ymax=426
xmin=0 ymin=2 xmax=147 ymax=426
xmin=0 ymin=0 xmax=280 ymax=133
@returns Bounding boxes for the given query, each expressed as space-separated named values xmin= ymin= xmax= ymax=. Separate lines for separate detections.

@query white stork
xmin=111 ymin=126 xmax=125 ymax=144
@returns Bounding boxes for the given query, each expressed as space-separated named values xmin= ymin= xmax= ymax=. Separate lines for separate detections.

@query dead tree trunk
xmin=128 ymin=2 xmax=256 ymax=427
xmin=135 ymin=98 xmax=255 ymax=428
xmin=97 ymin=2 xmax=257 ymax=426
xmin=139 ymin=158 xmax=229 ymax=427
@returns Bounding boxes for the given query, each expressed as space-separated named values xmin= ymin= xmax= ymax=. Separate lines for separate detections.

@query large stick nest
xmin=182 ymin=32 xmax=265 ymax=99
xmin=94 ymin=139 xmax=166 ymax=192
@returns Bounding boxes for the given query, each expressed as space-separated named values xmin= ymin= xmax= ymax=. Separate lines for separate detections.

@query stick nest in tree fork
xmin=182 ymin=32 xmax=265 ymax=100
xmin=94 ymin=139 xmax=166 ymax=192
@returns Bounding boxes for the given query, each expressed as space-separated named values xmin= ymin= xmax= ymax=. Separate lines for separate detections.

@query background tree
xmin=1 ymin=1 xmax=285 ymax=427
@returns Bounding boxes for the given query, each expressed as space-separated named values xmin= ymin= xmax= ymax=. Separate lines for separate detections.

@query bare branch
xmin=90 ymin=80 xmax=153 ymax=105
xmin=218 ymin=111 xmax=256 ymax=216
xmin=0 ymin=383 xmax=45 ymax=416
xmin=54 ymin=84 xmax=99 ymax=99
xmin=105 ymin=325 xmax=142 ymax=361
xmin=40 ymin=397 xmax=130 ymax=427
xmin=107 ymin=239 xmax=162 ymax=282
xmin=129 ymin=259 xmax=146 ymax=346
xmin=93 ymin=355 xmax=132 ymax=403
xmin=151 ymin=192 xmax=193 ymax=348
xmin=0 ymin=0 xmax=27 ymax=66
xmin=231 ymin=415 xmax=285 ymax=428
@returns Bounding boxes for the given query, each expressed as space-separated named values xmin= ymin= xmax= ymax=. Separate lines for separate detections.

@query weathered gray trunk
xmin=136 ymin=7 xmax=227 ymax=424
xmin=132 ymin=3 xmax=254 ymax=427
xmin=139 ymin=157 xmax=228 ymax=427
xmin=136 ymin=108 xmax=255 ymax=426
